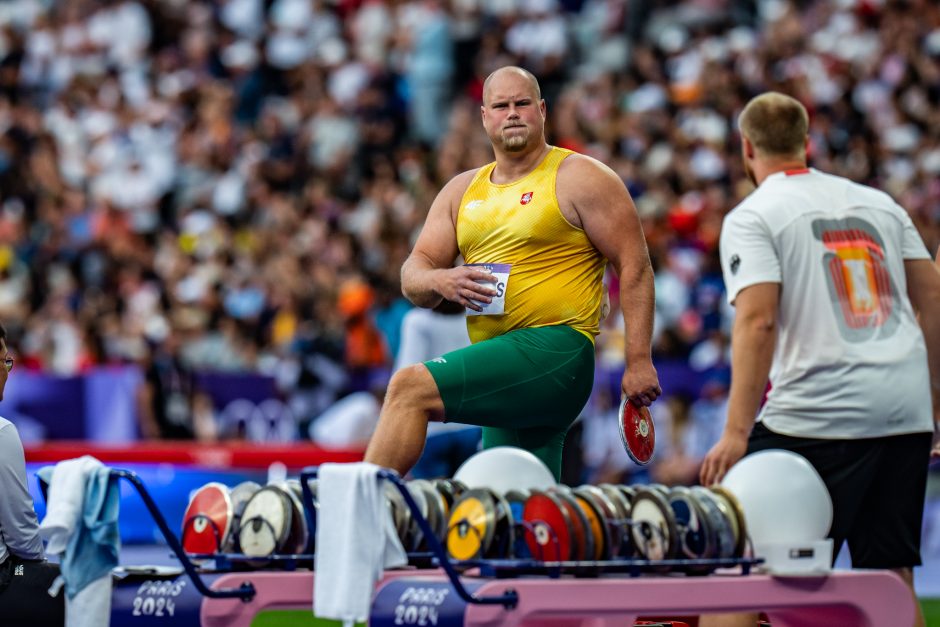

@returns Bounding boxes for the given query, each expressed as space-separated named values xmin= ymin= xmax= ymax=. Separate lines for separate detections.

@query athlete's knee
xmin=385 ymin=364 xmax=443 ymax=417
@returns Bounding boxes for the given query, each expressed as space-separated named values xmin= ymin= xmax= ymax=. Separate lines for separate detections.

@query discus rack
xmin=296 ymin=467 xmax=762 ymax=609
xmin=40 ymin=466 xmax=762 ymax=608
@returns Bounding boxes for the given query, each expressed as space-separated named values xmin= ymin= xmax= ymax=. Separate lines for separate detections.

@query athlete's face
xmin=481 ymin=72 xmax=546 ymax=153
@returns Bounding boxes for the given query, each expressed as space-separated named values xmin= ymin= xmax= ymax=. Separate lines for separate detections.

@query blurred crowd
xmin=0 ymin=0 xmax=937 ymax=481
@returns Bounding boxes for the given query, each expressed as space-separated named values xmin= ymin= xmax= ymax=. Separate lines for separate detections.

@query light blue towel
xmin=38 ymin=465 xmax=120 ymax=599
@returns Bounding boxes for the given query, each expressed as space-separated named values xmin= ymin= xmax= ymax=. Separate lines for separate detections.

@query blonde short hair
xmin=738 ymin=92 xmax=809 ymax=158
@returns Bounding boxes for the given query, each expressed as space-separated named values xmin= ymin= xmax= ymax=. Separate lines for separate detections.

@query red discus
xmin=619 ymin=397 xmax=655 ymax=465
xmin=181 ymin=482 xmax=232 ymax=554
xmin=522 ymin=490 xmax=573 ymax=562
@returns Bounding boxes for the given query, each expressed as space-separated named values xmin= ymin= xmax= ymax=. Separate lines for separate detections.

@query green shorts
xmin=424 ymin=325 xmax=595 ymax=480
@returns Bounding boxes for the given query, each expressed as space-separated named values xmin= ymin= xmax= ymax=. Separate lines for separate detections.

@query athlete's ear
xmin=540 ymin=99 xmax=546 ymax=118
xmin=742 ymin=135 xmax=755 ymax=160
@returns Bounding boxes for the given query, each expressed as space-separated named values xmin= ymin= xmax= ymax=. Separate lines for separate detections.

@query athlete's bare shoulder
xmin=555 ymin=151 xmax=630 ymax=226
xmin=434 ymin=166 xmax=487 ymax=220
xmin=438 ymin=167 xmax=485 ymax=200
xmin=557 ymin=150 xmax=617 ymax=175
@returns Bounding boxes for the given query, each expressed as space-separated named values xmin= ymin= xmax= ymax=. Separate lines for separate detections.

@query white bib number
xmin=465 ymin=263 xmax=510 ymax=316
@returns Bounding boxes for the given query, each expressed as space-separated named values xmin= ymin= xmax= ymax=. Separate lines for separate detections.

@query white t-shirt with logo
xmin=719 ymin=168 xmax=932 ymax=438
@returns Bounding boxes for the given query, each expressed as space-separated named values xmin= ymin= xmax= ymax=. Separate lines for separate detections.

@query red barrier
xmin=24 ymin=441 xmax=365 ymax=469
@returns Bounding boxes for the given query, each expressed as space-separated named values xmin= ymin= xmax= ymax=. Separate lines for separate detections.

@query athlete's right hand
xmin=434 ymin=266 xmax=498 ymax=312
xmin=699 ymin=431 xmax=748 ymax=486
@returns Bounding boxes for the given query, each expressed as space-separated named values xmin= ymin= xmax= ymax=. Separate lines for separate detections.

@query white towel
xmin=313 ymin=463 xmax=407 ymax=625
xmin=67 ymin=575 xmax=112 ymax=627
xmin=39 ymin=456 xmax=116 ymax=627
xmin=39 ymin=456 xmax=103 ymax=554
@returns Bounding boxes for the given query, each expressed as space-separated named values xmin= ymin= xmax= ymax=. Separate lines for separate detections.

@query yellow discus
xmin=446 ymin=492 xmax=494 ymax=560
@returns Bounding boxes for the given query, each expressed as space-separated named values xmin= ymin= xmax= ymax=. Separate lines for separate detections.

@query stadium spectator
xmin=136 ymin=328 xmax=217 ymax=441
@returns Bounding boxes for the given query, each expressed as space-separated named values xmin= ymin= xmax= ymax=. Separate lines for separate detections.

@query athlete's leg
xmin=849 ymin=432 xmax=931 ymax=627
xmin=891 ymin=567 xmax=925 ymax=627
xmin=369 ymin=327 xmax=592 ymax=477
xmin=364 ymin=364 xmax=445 ymax=476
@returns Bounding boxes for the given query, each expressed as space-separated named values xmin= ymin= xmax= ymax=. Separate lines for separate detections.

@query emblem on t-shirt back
xmin=730 ymin=254 xmax=741 ymax=275
xmin=520 ymin=192 xmax=534 ymax=205
xmin=811 ymin=216 xmax=898 ymax=342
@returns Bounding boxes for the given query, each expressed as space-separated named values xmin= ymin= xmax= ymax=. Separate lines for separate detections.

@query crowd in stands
xmin=0 ymin=0 xmax=937 ymax=481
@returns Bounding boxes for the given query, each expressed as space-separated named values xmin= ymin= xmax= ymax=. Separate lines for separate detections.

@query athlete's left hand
xmin=621 ymin=361 xmax=661 ymax=407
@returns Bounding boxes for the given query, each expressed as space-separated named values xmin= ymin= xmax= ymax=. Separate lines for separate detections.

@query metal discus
xmin=446 ymin=489 xmax=497 ymax=561
xmin=631 ymin=487 xmax=678 ymax=561
xmin=669 ymin=486 xmax=711 ymax=561
xmin=599 ymin=483 xmax=634 ymax=558
xmin=238 ymin=485 xmax=293 ymax=557
xmin=710 ymin=485 xmax=749 ymax=558
xmin=619 ymin=397 xmax=655 ymax=465
xmin=550 ymin=487 xmax=593 ymax=562
xmin=691 ymin=486 xmax=736 ymax=560
xmin=224 ymin=480 xmax=261 ymax=553
xmin=181 ymin=482 xmax=233 ymax=555
xmin=572 ymin=488 xmax=610 ymax=560
xmin=410 ymin=479 xmax=448 ymax=548
xmin=522 ymin=489 xmax=574 ymax=562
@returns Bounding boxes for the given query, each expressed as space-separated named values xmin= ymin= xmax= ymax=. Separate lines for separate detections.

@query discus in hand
xmin=619 ymin=396 xmax=655 ymax=465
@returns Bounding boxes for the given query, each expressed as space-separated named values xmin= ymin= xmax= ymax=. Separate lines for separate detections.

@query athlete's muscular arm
xmin=557 ymin=155 xmax=660 ymax=406
xmin=401 ymin=170 xmax=497 ymax=312
xmin=700 ymin=282 xmax=779 ymax=486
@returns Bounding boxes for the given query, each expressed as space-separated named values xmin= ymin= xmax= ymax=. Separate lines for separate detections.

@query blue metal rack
xmin=111 ymin=470 xmax=257 ymax=601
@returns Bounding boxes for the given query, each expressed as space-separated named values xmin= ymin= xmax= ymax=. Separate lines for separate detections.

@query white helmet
xmin=722 ymin=449 xmax=833 ymax=546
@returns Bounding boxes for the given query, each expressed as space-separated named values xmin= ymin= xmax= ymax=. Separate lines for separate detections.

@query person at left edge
xmin=0 ymin=322 xmax=65 ymax=627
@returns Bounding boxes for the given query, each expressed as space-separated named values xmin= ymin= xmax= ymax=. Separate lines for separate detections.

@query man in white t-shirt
xmin=699 ymin=92 xmax=940 ymax=627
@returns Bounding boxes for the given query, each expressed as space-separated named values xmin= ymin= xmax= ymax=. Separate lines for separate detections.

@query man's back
xmin=720 ymin=168 xmax=933 ymax=438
